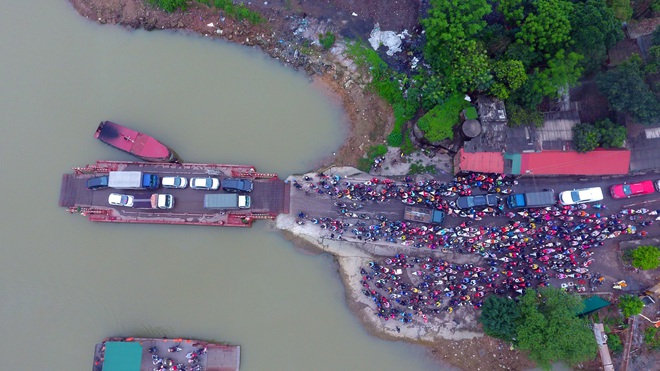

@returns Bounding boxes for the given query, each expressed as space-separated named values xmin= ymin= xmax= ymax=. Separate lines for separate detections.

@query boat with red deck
xmin=94 ymin=121 xmax=178 ymax=163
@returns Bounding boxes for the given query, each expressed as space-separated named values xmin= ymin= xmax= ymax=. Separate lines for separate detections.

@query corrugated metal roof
xmin=520 ymin=149 xmax=630 ymax=175
xmin=455 ymin=149 xmax=504 ymax=174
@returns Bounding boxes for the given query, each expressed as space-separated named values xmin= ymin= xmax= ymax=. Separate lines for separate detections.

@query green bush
xmin=607 ymin=333 xmax=623 ymax=353
xmin=387 ymin=131 xmax=403 ymax=146
xmin=573 ymin=123 xmax=601 ymax=153
xmin=357 ymin=157 xmax=372 ymax=172
xmin=400 ymin=130 xmax=417 ymax=155
xmin=619 ymin=295 xmax=644 ymax=318
xmin=463 ymin=106 xmax=478 ymax=120
xmin=318 ymin=31 xmax=335 ymax=50
xmin=408 ymin=163 xmax=436 ymax=175
xmin=631 ymin=245 xmax=660 ymax=270
xmin=148 ymin=0 xmax=187 ymax=12
xmin=506 ymin=102 xmax=544 ymax=128
xmin=416 ymin=93 xmax=469 ymax=142
xmin=367 ymin=144 xmax=388 ymax=159
xmin=645 ymin=327 xmax=660 ymax=349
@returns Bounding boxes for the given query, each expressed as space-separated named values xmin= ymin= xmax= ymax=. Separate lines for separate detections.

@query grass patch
xmin=645 ymin=327 xmax=660 ymax=350
xmin=148 ymin=0 xmax=187 ymax=12
xmin=464 ymin=106 xmax=478 ymax=120
xmin=607 ymin=333 xmax=623 ymax=353
xmin=400 ymin=130 xmax=417 ymax=155
xmin=357 ymin=144 xmax=388 ymax=172
xmin=318 ymin=31 xmax=335 ymax=50
xmin=408 ymin=162 xmax=436 ymax=175
xmin=416 ymin=92 xmax=470 ymax=142
xmin=344 ymin=41 xmax=420 ymax=147
xmin=213 ymin=0 xmax=264 ymax=24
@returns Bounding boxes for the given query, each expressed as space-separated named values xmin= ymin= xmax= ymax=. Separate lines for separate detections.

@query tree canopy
xmin=516 ymin=0 xmax=573 ymax=57
xmin=479 ymin=295 xmax=520 ymax=341
xmin=515 ymin=288 xmax=598 ymax=369
xmin=570 ymin=0 xmax=624 ymax=74
xmin=572 ymin=119 xmax=627 ymax=152
xmin=479 ymin=288 xmax=598 ymax=369
xmin=619 ymin=295 xmax=644 ymax=317
xmin=631 ymin=245 xmax=660 ymax=270
xmin=596 ymin=55 xmax=660 ymax=124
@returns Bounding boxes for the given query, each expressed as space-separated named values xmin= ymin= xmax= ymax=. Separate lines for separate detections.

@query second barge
xmin=93 ymin=337 xmax=240 ymax=371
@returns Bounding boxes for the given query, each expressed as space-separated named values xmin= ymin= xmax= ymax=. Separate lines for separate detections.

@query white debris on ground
xmin=368 ymin=23 xmax=408 ymax=56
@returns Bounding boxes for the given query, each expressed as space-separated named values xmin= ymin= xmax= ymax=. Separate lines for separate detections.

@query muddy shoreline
xmin=66 ymin=1 xmax=534 ymax=368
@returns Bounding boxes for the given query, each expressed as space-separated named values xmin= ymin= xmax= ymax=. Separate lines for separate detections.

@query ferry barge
xmin=59 ymin=160 xmax=289 ymax=227
xmin=95 ymin=121 xmax=179 ymax=163
xmin=93 ymin=337 xmax=240 ymax=371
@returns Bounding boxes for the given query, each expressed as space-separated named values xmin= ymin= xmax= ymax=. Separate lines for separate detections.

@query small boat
xmin=94 ymin=121 xmax=179 ymax=163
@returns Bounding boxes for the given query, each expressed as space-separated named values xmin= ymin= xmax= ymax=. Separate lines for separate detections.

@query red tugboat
xmin=94 ymin=121 xmax=179 ymax=163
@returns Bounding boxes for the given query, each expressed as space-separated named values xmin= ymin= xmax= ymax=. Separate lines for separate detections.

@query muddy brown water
xmin=0 ymin=2 xmax=443 ymax=370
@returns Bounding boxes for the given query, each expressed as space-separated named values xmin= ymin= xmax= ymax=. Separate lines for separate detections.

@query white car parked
xmin=108 ymin=193 xmax=134 ymax=207
xmin=190 ymin=177 xmax=220 ymax=190
xmin=558 ymin=187 xmax=604 ymax=205
xmin=162 ymin=176 xmax=188 ymax=189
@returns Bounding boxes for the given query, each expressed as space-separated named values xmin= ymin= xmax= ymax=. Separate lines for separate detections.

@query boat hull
xmin=94 ymin=121 xmax=178 ymax=163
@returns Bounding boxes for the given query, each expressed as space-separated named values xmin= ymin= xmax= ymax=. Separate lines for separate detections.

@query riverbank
xmin=276 ymin=167 xmax=535 ymax=371
xmin=68 ymin=0 xmax=393 ymax=168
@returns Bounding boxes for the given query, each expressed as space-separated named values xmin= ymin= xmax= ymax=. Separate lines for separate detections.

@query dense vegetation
xmin=618 ymin=295 xmax=644 ymax=317
xmin=630 ymin=245 xmax=660 ymax=270
xmin=572 ymin=119 xmax=627 ymax=152
xmin=479 ymin=288 xmax=598 ymax=369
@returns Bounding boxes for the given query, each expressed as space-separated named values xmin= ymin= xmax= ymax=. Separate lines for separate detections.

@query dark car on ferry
xmin=610 ymin=180 xmax=656 ymax=199
xmin=221 ymin=178 xmax=253 ymax=193
xmin=456 ymin=194 xmax=499 ymax=209
xmin=86 ymin=175 xmax=109 ymax=190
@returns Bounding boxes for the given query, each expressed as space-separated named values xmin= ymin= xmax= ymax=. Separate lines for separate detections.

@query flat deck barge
xmin=59 ymin=161 xmax=289 ymax=227
xmin=93 ymin=337 xmax=240 ymax=371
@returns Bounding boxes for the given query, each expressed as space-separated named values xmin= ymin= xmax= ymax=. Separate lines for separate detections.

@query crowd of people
xmin=290 ymin=171 xmax=658 ymax=323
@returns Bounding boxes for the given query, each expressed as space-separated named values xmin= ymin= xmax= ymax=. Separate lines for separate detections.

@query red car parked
xmin=609 ymin=180 xmax=656 ymax=199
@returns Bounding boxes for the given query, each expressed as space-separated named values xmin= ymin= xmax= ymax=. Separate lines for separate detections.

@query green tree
xmin=631 ymin=245 xmax=660 ymax=270
xmin=422 ymin=0 xmax=492 ymax=91
xmin=596 ymin=55 xmax=660 ymax=124
xmin=516 ymin=288 xmax=598 ymax=369
xmin=573 ymin=123 xmax=601 ymax=152
xmin=607 ymin=0 xmax=633 ymax=21
xmin=570 ymin=0 xmax=624 ymax=74
xmin=534 ymin=50 xmax=584 ymax=97
xmin=490 ymin=60 xmax=528 ymax=100
xmin=645 ymin=45 xmax=660 ymax=75
xmin=517 ymin=0 xmax=573 ymax=57
xmin=416 ymin=93 xmax=470 ymax=142
xmin=653 ymin=26 xmax=660 ymax=46
xmin=619 ymin=295 xmax=644 ymax=317
xmin=480 ymin=295 xmax=520 ymax=341
xmin=607 ymin=333 xmax=623 ymax=353
xmin=507 ymin=102 xmax=544 ymax=127
xmin=595 ymin=119 xmax=627 ymax=148
xmin=498 ymin=0 xmax=535 ymax=26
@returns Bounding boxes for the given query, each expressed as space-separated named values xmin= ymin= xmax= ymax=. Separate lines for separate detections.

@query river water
xmin=0 ymin=2 xmax=440 ymax=370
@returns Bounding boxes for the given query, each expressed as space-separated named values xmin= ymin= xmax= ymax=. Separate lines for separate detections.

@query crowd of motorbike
xmin=290 ymin=172 xmax=658 ymax=323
